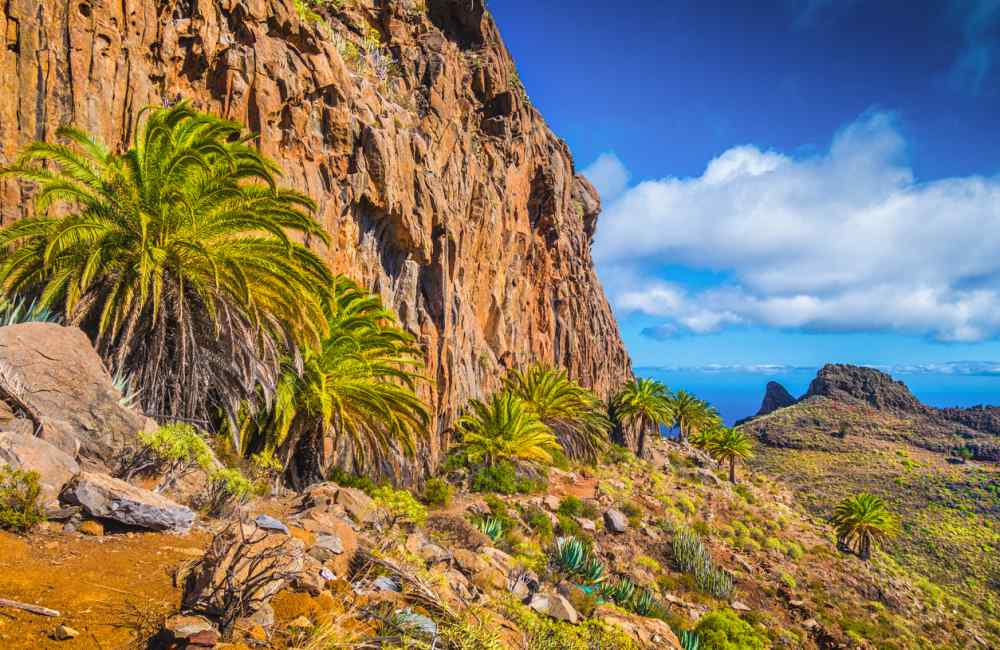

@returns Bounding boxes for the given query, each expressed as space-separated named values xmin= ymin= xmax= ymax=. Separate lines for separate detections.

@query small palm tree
xmin=502 ymin=364 xmax=611 ymax=463
xmin=613 ymin=378 xmax=674 ymax=457
xmin=242 ymin=277 xmax=430 ymax=488
xmin=831 ymin=493 xmax=900 ymax=561
xmin=0 ymin=102 xmax=332 ymax=422
xmin=703 ymin=427 xmax=754 ymax=483
xmin=670 ymin=390 xmax=721 ymax=443
xmin=456 ymin=391 xmax=562 ymax=467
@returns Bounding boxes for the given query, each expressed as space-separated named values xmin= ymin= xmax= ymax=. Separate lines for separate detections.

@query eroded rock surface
xmin=0 ymin=323 xmax=155 ymax=470
xmin=0 ymin=0 xmax=632 ymax=469
xmin=60 ymin=471 xmax=195 ymax=532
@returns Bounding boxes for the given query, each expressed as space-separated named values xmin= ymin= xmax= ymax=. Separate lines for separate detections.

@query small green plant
xmin=421 ymin=477 xmax=453 ymax=507
xmin=522 ymin=505 xmax=554 ymax=542
xmin=119 ymin=423 xmax=214 ymax=492
xmin=371 ymin=485 xmax=427 ymax=526
xmin=0 ymin=465 xmax=45 ymax=533
xmin=558 ymin=495 xmax=584 ymax=517
xmin=471 ymin=461 xmax=545 ymax=495
xmin=580 ymin=555 xmax=606 ymax=585
xmin=474 ymin=516 xmax=504 ymax=543
xmin=629 ymin=588 xmax=661 ymax=617
xmin=205 ymin=467 xmax=253 ymax=517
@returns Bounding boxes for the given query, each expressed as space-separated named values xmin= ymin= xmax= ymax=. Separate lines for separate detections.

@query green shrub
xmin=470 ymin=461 xmax=545 ymax=495
xmin=558 ymin=495 xmax=584 ymax=517
xmin=778 ymin=571 xmax=796 ymax=590
xmin=764 ymin=536 xmax=785 ymax=554
xmin=371 ymin=485 xmax=427 ymax=525
xmin=421 ymin=477 xmax=453 ymax=507
xmin=694 ymin=609 xmax=769 ymax=650
xmin=604 ymin=445 xmax=635 ymax=466
xmin=0 ymin=465 xmax=45 ymax=533
xmin=205 ymin=467 xmax=253 ymax=517
xmin=523 ymin=505 xmax=554 ymax=542
xmin=557 ymin=513 xmax=583 ymax=537
xmin=119 ymin=423 xmax=215 ymax=490
xmin=785 ymin=541 xmax=805 ymax=560
xmin=619 ymin=499 xmax=643 ymax=527
xmin=328 ymin=467 xmax=378 ymax=495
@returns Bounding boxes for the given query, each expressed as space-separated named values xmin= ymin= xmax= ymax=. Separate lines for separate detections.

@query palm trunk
xmin=637 ymin=416 xmax=649 ymax=458
xmin=729 ymin=456 xmax=736 ymax=483
xmin=860 ymin=536 xmax=871 ymax=561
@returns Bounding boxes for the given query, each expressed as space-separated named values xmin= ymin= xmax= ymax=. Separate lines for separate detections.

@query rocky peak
xmin=755 ymin=381 xmax=797 ymax=416
xmin=804 ymin=364 xmax=925 ymax=413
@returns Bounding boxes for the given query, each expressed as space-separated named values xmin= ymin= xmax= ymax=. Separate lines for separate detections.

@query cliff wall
xmin=0 ymin=0 xmax=631 ymax=463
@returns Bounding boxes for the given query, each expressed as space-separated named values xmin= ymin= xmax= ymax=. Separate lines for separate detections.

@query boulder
xmin=335 ymin=487 xmax=378 ymax=525
xmin=603 ymin=508 xmax=629 ymax=533
xmin=60 ymin=472 xmax=195 ymax=532
xmin=159 ymin=615 xmax=219 ymax=648
xmin=595 ymin=605 xmax=682 ymax=649
xmin=529 ymin=593 xmax=579 ymax=623
xmin=307 ymin=533 xmax=345 ymax=562
xmin=0 ymin=429 xmax=80 ymax=505
xmin=0 ymin=324 xmax=155 ymax=471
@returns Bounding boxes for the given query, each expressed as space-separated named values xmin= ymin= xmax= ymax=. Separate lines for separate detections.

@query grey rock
xmin=395 ymin=608 xmax=437 ymax=637
xmin=373 ymin=576 xmax=401 ymax=592
xmin=308 ymin=533 xmax=345 ymax=562
xmin=60 ymin=472 xmax=195 ymax=532
xmin=603 ymin=508 xmax=629 ymax=533
xmin=529 ymin=593 xmax=579 ymax=624
xmin=255 ymin=514 xmax=289 ymax=535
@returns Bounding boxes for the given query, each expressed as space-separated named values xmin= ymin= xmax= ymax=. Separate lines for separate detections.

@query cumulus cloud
xmin=593 ymin=111 xmax=1000 ymax=342
xmin=582 ymin=152 xmax=631 ymax=202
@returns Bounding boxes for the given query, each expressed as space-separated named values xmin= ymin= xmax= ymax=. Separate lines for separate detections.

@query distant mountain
xmin=739 ymin=364 xmax=1000 ymax=628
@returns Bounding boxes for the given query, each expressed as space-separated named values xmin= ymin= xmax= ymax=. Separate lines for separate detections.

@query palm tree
xmin=703 ymin=427 xmax=754 ymax=483
xmin=241 ymin=277 xmax=430 ymax=488
xmin=831 ymin=493 xmax=900 ymax=561
xmin=456 ymin=391 xmax=562 ymax=467
xmin=670 ymin=390 xmax=721 ymax=443
xmin=613 ymin=378 xmax=674 ymax=458
xmin=502 ymin=364 xmax=611 ymax=463
xmin=0 ymin=102 xmax=332 ymax=423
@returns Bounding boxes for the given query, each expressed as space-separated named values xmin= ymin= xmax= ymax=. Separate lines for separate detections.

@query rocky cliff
xmin=0 ymin=0 xmax=631 ymax=461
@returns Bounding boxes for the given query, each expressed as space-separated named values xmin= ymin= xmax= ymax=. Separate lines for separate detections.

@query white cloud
xmin=593 ymin=112 xmax=1000 ymax=342
xmin=582 ymin=152 xmax=631 ymax=202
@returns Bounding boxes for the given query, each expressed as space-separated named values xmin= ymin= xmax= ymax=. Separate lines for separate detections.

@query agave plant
xmin=554 ymin=536 xmax=587 ymax=574
xmin=580 ymin=554 xmax=606 ymax=585
xmin=474 ymin=516 xmax=504 ymax=543
xmin=0 ymin=295 xmax=60 ymax=327
xmin=111 ymin=368 xmax=141 ymax=409
xmin=629 ymin=588 xmax=659 ymax=617
xmin=679 ymin=630 xmax=701 ymax=650
xmin=601 ymin=575 xmax=637 ymax=606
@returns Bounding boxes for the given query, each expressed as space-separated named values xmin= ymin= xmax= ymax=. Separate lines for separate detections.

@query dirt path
xmin=0 ymin=527 xmax=207 ymax=649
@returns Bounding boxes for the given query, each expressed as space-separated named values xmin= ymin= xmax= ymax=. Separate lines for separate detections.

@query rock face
xmin=804 ymin=364 xmax=925 ymax=413
xmin=755 ymin=381 xmax=797 ymax=417
xmin=0 ymin=0 xmax=632 ymax=467
xmin=60 ymin=471 xmax=195 ymax=532
xmin=0 ymin=430 xmax=79 ymax=505
xmin=0 ymin=323 xmax=155 ymax=470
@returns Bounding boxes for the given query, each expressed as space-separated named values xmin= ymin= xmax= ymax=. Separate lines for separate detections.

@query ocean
xmin=636 ymin=367 xmax=1000 ymax=426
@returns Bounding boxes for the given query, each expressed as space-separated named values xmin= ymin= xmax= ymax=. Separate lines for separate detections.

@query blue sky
xmin=491 ymin=0 xmax=1000 ymax=370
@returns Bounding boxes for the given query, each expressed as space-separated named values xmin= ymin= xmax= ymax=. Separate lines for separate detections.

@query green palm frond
xmin=831 ymin=493 xmax=899 ymax=561
xmin=703 ymin=427 xmax=754 ymax=483
xmin=0 ymin=101 xmax=333 ymax=423
xmin=502 ymin=364 xmax=611 ymax=463
xmin=613 ymin=378 xmax=674 ymax=456
xmin=455 ymin=391 xmax=562 ymax=467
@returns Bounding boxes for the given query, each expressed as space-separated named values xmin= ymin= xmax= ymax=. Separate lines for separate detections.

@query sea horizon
xmin=636 ymin=364 xmax=999 ymax=426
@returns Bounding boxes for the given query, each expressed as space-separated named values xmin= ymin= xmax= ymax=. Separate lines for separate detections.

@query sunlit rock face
xmin=0 ymin=0 xmax=631 ymax=468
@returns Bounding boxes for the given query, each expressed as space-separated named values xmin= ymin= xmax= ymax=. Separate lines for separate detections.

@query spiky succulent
xmin=474 ymin=516 xmax=504 ymax=543
xmin=601 ymin=576 xmax=637 ymax=606
xmin=679 ymin=630 xmax=701 ymax=650
xmin=554 ymin=536 xmax=587 ymax=574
